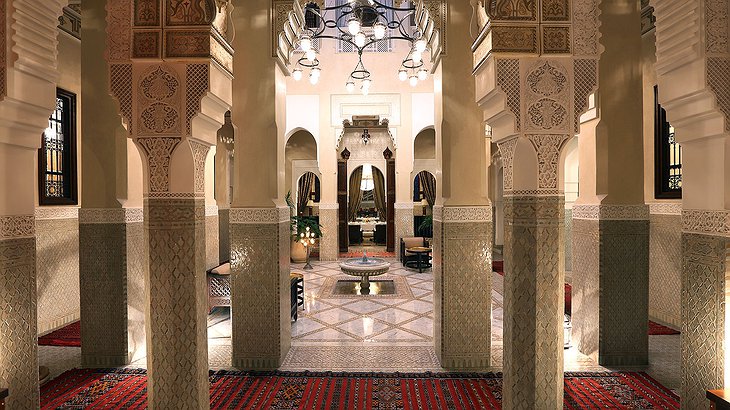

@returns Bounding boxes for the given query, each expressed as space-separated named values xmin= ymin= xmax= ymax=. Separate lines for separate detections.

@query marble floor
xmin=39 ymin=258 xmax=681 ymax=395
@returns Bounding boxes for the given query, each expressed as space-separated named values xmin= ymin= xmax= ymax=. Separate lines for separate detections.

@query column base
xmin=433 ymin=206 xmax=492 ymax=370
xmin=230 ymin=208 xmax=291 ymax=370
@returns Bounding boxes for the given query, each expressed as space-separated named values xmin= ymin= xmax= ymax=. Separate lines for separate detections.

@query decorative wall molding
xmin=648 ymin=202 xmax=682 ymax=216
xmin=230 ymin=207 xmax=290 ymax=224
xmin=435 ymin=206 xmax=493 ymax=223
xmin=137 ymin=136 xmax=182 ymax=193
xmin=205 ymin=205 xmax=219 ymax=217
xmin=682 ymin=209 xmax=730 ymax=236
xmin=189 ymin=140 xmax=210 ymax=194
xmin=35 ymin=207 xmax=79 ymax=220
xmin=78 ymin=208 xmax=144 ymax=224
xmin=572 ymin=204 xmax=650 ymax=221
xmin=0 ymin=215 xmax=35 ymax=239
xmin=0 ymin=0 xmax=6 ymax=100
xmin=58 ymin=5 xmax=81 ymax=40
xmin=146 ymin=192 xmax=202 ymax=199
xmin=317 ymin=203 xmax=339 ymax=210
xmin=527 ymin=134 xmax=570 ymax=189
xmin=395 ymin=202 xmax=414 ymax=210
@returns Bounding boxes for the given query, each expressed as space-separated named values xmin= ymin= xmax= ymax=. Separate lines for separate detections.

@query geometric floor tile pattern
xmin=38 ymin=259 xmax=680 ymax=395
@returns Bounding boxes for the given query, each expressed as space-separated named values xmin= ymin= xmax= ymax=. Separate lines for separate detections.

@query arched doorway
xmin=412 ymin=170 xmax=436 ymax=238
xmin=347 ymin=164 xmax=387 ymax=249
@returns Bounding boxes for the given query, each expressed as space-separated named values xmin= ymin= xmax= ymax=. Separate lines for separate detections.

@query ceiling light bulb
xmin=310 ymin=72 xmax=319 ymax=85
xmin=398 ymin=69 xmax=408 ymax=82
xmin=348 ymin=18 xmax=361 ymax=36
xmin=355 ymin=32 xmax=366 ymax=48
xmin=300 ymin=35 xmax=312 ymax=52
xmin=409 ymin=75 xmax=418 ymax=87
xmin=346 ymin=81 xmax=355 ymax=93
xmin=292 ymin=68 xmax=303 ymax=81
xmin=361 ymin=85 xmax=370 ymax=96
xmin=415 ymin=39 xmax=427 ymax=53
xmin=418 ymin=68 xmax=428 ymax=81
xmin=305 ymin=49 xmax=316 ymax=62
xmin=311 ymin=67 xmax=321 ymax=78
xmin=373 ymin=22 xmax=387 ymax=40
xmin=362 ymin=78 xmax=372 ymax=89
xmin=412 ymin=51 xmax=422 ymax=64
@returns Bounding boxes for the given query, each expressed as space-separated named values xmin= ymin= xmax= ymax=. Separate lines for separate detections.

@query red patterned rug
xmin=648 ymin=321 xmax=681 ymax=336
xmin=40 ymin=369 xmax=678 ymax=409
xmin=38 ymin=321 xmax=81 ymax=347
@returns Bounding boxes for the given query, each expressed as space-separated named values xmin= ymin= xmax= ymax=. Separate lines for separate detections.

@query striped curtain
xmin=297 ymin=172 xmax=316 ymax=215
xmin=347 ymin=167 xmax=363 ymax=222
xmin=418 ymin=171 xmax=436 ymax=207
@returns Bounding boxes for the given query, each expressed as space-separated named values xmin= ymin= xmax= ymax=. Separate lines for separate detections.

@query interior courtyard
xmin=0 ymin=0 xmax=727 ymax=408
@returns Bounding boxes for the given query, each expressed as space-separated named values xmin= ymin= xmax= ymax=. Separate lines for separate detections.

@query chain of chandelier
xmin=286 ymin=0 xmax=435 ymax=95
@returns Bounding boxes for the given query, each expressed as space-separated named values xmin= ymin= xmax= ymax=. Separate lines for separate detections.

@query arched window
xmin=39 ymin=88 xmax=77 ymax=205
xmin=654 ymin=86 xmax=682 ymax=199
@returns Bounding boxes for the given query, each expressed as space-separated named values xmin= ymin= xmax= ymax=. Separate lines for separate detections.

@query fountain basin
xmin=339 ymin=255 xmax=390 ymax=292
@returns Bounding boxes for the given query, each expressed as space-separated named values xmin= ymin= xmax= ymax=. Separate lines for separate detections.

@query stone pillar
xmin=433 ymin=0 xmax=492 ymax=370
xmin=654 ymin=0 xmax=730 ymax=405
xmin=80 ymin=0 xmax=146 ymax=367
xmin=229 ymin=0 xmax=290 ymax=369
xmin=498 ymin=135 xmax=568 ymax=409
xmin=106 ymin=0 xmax=233 ymax=406
xmin=395 ymin=203 xmax=414 ymax=255
xmin=0 ymin=0 xmax=66 ymax=407
xmin=571 ymin=0 xmax=650 ymax=367
xmin=318 ymin=203 xmax=339 ymax=261
xmin=473 ymin=0 xmax=601 ymax=405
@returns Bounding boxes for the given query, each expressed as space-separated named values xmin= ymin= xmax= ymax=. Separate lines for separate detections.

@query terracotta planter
xmin=291 ymin=240 xmax=307 ymax=263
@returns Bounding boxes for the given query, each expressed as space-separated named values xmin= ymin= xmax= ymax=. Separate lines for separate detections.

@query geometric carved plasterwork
xmin=166 ymin=0 xmax=216 ymax=26
xmin=573 ymin=58 xmax=598 ymax=132
xmin=497 ymin=138 xmax=518 ymax=192
xmin=34 ymin=207 xmax=79 ymax=220
xmin=137 ymin=137 xmax=182 ymax=193
xmin=0 ymin=216 xmax=35 ymax=240
xmin=78 ymin=208 xmax=145 ymax=224
xmin=572 ymin=0 xmax=600 ymax=56
xmin=707 ymin=58 xmax=730 ymax=132
xmin=527 ymin=134 xmax=569 ymax=190
xmin=705 ymin=0 xmax=729 ymax=54
xmin=542 ymin=0 xmax=570 ymax=21
xmin=525 ymin=60 xmax=570 ymax=132
xmin=497 ymin=59 xmax=522 ymax=131
xmin=542 ymin=26 xmax=572 ymax=54
xmin=271 ymin=0 xmax=294 ymax=58
xmin=107 ymin=0 xmax=133 ymax=62
xmin=138 ymin=65 xmax=182 ymax=135
xmin=423 ymin=0 xmax=448 ymax=54
xmin=572 ymin=204 xmax=651 ymax=220
xmin=487 ymin=0 xmax=537 ymax=21
xmin=110 ymin=64 xmax=134 ymax=132
xmin=648 ymin=202 xmax=682 ymax=216
xmin=189 ymin=140 xmax=210 ymax=194
xmin=185 ymin=64 xmax=210 ymax=136
xmin=492 ymin=26 xmax=539 ymax=54
xmin=442 ymin=206 xmax=493 ymax=223
xmin=0 ymin=0 xmax=6 ymax=100
xmin=682 ymin=209 xmax=730 ymax=236
xmin=229 ymin=207 xmax=291 ymax=224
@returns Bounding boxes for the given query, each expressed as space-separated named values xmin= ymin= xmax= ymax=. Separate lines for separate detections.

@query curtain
xmin=419 ymin=171 xmax=436 ymax=207
xmin=413 ymin=174 xmax=420 ymax=202
xmin=297 ymin=172 xmax=315 ymax=215
xmin=347 ymin=166 xmax=363 ymax=222
xmin=373 ymin=167 xmax=387 ymax=222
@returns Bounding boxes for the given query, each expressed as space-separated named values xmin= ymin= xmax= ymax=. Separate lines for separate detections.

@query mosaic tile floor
xmin=38 ymin=259 xmax=680 ymax=393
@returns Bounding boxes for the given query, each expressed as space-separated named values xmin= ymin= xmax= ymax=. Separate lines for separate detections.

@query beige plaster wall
xmin=36 ymin=30 xmax=82 ymax=335
xmin=414 ymin=128 xmax=436 ymax=160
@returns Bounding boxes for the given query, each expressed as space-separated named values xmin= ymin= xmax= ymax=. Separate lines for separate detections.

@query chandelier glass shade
xmin=283 ymin=0 xmax=439 ymax=95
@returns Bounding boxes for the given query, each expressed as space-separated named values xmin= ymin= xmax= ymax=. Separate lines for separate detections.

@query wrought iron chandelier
xmin=283 ymin=0 xmax=439 ymax=95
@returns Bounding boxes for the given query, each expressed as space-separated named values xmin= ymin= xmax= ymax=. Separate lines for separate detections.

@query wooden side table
xmin=707 ymin=389 xmax=730 ymax=409
xmin=1 ymin=388 xmax=8 ymax=409
xmin=405 ymin=247 xmax=432 ymax=273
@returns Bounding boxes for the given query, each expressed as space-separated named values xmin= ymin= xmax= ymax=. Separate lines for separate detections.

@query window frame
xmin=654 ymin=85 xmax=682 ymax=199
xmin=38 ymin=88 xmax=78 ymax=206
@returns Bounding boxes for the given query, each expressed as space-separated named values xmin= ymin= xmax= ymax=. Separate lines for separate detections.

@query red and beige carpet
xmin=41 ymin=369 xmax=679 ymax=409
xmin=38 ymin=321 xmax=81 ymax=347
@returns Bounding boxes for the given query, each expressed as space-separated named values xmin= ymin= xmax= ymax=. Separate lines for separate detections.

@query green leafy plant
xmin=418 ymin=215 xmax=433 ymax=238
xmin=286 ymin=190 xmax=323 ymax=240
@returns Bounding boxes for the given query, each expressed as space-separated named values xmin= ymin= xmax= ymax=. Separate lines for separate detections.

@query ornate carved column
xmin=473 ymin=0 xmax=599 ymax=402
xmin=570 ymin=0 xmax=650 ymax=368
xmin=229 ymin=0 xmax=290 ymax=369
xmin=654 ymin=0 xmax=730 ymax=406
xmin=0 ymin=0 xmax=67 ymax=408
xmin=106 ymin=0 xmax=233 ymax=406
xmin=318 ymin=203 xmax=339 ymax=261
xmin=80 ymin=0 xmax=146 ymax=368
xmin=433 ymin=0 xmax=492 ymax=370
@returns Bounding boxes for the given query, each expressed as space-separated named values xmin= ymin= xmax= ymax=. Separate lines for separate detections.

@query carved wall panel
xmin=542 ymin=0 xmax=570 ymax=21
xmin=487 ymin=0 xmax=537 ymax=21
xmin=137 ymin=65 xmax=183 ymax=136
xmin=705 ymin=0 xmax=729 ymax=54
xmin=185 ymin=64 xmax=210 ymax=135
xmin=0 ymin=238 xmax=38 ymax=408
xmin=707 ymin=58 xmax=730 ymax=132
xmin=166 ymin=0 xmax=216 ymax=26
xmin=572 ymin=0 xmax=599 ymax=56
xmin=0 ymin=0 xmax=6 ymax=101
xmin=542 ymin=26 xmax=571 ymax=54
xmin=496 ymin=59 xmax=522 ymax=131
xmin=573 ymin=58 xmax=598 ymax=132
xmin=137 ymin=137 xmax=182 ymax=193
xmin=527 ymin=134 xmax=570 ymax=190
xmin=107 ymin=0 xmax=133 ymax=62
xmin=135 ymin=0 xmax=161 ymax=27
xmin=524 ymin=60 xmax=571 ymax=133
xmin=491 ymin=26 xmax=539 ymax=54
